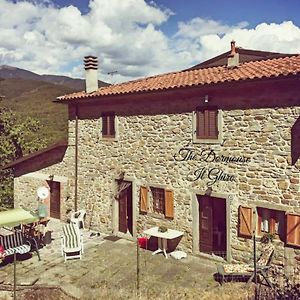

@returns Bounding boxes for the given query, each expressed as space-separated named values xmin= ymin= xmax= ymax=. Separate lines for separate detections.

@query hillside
xmin=0 ymin=77 xmax=74 ymax=145
xmin=0 ymin=65 xmax=110 ymax=148
xmin=0 ymin=65 xmax=109 ymax=90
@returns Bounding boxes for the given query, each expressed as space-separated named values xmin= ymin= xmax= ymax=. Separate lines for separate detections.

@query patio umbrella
xmin=0 ymin=207 xmax=39 ymax=300
xmin=0 ymin=208 xmax=39 ymax=228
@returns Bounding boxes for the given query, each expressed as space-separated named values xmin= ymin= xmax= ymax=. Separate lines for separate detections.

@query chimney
xmin=84 ymin=55 xmax=98 ymax=93
xmin=227 ymin=40 xmax=239 ymax=68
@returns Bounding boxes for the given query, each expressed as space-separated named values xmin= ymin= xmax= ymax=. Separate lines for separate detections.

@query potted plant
xmin=158 ymin=226 xmax=168 ymax=233
xmin=261 ymin=233 xmax=276 ymax=244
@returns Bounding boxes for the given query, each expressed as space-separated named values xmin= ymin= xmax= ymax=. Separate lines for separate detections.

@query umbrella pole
xmin=13 ymin=251 xmax=16 ymax=300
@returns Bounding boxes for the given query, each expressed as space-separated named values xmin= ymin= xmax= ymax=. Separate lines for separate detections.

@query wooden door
xmin=119 ymin=187 xmax=128 ymax=233
xmin=50 ymin=181 xmax=60 ymax=219
xmin=199 ymin=196 xmax=213 ymax=254
xmin=126 ymin=185 xmax=133 ymax=235
xmin=118 ymin=181 xmax=133 ymax=234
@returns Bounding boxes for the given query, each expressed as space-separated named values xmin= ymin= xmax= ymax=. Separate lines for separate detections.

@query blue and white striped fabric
xmin=62 ymin=223 xmax=80 ymax=249
xmin=0 ymin=231 xmax=30 ymax=256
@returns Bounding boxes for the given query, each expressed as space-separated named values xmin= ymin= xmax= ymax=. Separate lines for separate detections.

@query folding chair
xmin=70 ymin=210 xmax=86 ymax=230
xmin=217 ymin=243 xmax=275 ymax=288
xmin=61 ymin=223 xmax=84 ymax=262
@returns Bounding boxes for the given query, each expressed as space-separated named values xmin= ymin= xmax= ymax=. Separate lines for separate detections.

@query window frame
xmin=256 ymin=207 xmax=285 ymax=242
xmin=192 ymin=107 xmax=223 ymax=144
xmin=139 ymin=185 xmax=174 ymax=219
xmin=100 ymin=112 xmax=118 ymax=140
xmin=150 ymin=187 xmax=165 ymax=215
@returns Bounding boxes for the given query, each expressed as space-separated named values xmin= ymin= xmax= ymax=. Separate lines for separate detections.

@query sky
xmin=0 ymin=0 xmax=300 ymax=83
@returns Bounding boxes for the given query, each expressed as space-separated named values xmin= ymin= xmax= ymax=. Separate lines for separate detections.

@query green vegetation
xmin=0 ymin=78 xmax=73 ymax=144
xmin=0 ymin=105 xmax=48 ymax=208
xmin=0 ymin=77 xmax=74 ymax=208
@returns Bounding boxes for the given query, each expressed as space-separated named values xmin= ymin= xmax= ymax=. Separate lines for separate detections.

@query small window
xmin=193 ymin=107 xmax=222 ymax=143
xmin=139 ymin=186 xmax=174 ymax=219
xmin=196 ymin=108 xmax=218 ymax=139
xmin=257 ymin=207 xmax=285 ymax=241
xmin=102 ymin=112 xmax=115 ymax=138
xmin=151 ymin=187 xmax=165 ymax=214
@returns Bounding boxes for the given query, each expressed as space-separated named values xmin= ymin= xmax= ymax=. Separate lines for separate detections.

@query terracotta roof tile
xmin=57 ymin=54 xmax=300 ymax=101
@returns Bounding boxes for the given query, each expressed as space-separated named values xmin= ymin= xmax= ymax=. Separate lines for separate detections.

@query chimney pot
xmin=230 ymin=40 xmax=236 ymax=55
xmin=227 ymin=41 xmax=239 ymax=68
xmin=84 ymin=56 xmax=98 ymax=93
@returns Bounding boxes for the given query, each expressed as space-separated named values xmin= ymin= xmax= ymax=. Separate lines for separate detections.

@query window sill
xmin=192 ymin=137 xmax=222 ymax=144
xmin=100 ymin=136 xmax=118 ymax=142
xmin=255 ymin=235 xmax=284 ymax=244
xmin=147 ymin=212 xmax=166 ymax=220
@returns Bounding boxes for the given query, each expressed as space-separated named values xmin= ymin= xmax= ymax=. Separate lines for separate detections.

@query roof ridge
xmin=57 ymin=53 xmax=300 ymax=101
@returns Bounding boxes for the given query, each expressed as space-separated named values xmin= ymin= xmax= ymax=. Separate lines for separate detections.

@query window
xmin=238 ymin=206 xmax=300 ymax=247
xmin=102 ymin=112 xmax=115 ymax=138
xmin=151 ymin=187 xmax=165 ymax=214
xmin=257 ymin=207 xmax=285 ymax=241
xmin=193 ymin=107 xmax=222 ymax=143
xmin=139 ymin=186 xmax=174 ymax=218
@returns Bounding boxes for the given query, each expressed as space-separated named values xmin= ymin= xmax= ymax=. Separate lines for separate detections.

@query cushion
xmin=257 ymin=243 xmax=274 ymax=266
xmin=63 ymin=223 xmax=80 ymax=249
xmin=223 ymin=263 xmax=254 ymax=274
xmin=170 ymin=250 xmax=187 ymax=260
xmin=0 ymin=231 xmax=23 ymax=250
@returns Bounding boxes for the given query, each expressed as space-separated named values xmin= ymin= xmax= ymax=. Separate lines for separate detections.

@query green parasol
xmin=0 ymin=208 xmax=39 ymax=228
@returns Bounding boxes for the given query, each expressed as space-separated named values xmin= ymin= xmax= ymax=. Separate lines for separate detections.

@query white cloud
xmin=0 ymin=0 xmax=300 ymax=84
xmin=175 ymin=19 xmax=300 ymax=62
xmin=176 ymin=18 xmax=248 ymax=39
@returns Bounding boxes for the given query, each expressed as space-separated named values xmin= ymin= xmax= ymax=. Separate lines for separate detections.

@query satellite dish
xmin=37 ymin=186 xmax=49 ymax=200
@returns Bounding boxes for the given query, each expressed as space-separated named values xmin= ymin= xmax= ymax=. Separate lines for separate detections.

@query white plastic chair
xmin=61 ymin=223 xmax=84 ymax=262
xmin=70 ymin=209 xmax=86 ymax=230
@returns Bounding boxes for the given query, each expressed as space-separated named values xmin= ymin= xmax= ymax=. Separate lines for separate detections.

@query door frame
xmin=192 ymin=190 xmax=232 ymax=262
xmin=113 ymin=176 xmax=137 ymax=240
xmin=48 ymin=180 xmax=61 ymax=219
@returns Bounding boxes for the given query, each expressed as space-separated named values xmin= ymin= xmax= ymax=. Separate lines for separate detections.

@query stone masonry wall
xmin=13 ymin=103 xmax=300 ymax=278
xmin=74 ymin=105 xmax=299 ymax=276
xmin=14 ymin=147 xmax=75 ymax=223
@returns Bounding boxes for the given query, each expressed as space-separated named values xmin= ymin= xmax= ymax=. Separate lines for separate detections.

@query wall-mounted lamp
xmin=204 ymin=95 xmax=209 ymax=103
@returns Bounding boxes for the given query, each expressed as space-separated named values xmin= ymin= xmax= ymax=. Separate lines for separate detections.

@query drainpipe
xmin=75 ymin=105 xmax=78 ymax=212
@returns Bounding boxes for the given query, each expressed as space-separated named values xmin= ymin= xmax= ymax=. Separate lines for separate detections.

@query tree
xmin=0 ymin=104 xmax=47 ymax=208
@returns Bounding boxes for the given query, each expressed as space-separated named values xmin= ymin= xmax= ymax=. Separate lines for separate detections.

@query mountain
xmin=0 ymin=77 xmax=73 ymax=145
xmin=0 ymin=65 xmax=109 ymax=91
xmin=0 ymin=65 xmax=110 ymax=146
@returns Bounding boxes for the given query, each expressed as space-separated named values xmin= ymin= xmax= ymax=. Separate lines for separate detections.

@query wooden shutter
xmin=108 ymin=115 xmax=115 ymax=136
xmin=102 ymin=115 xmax=108 ymax=136
xmin=238 ymin=206 xmax=253 ymax=238
xmin=196 ymin=111 xmax=205 ymax=138
xmin=102 ymin=113 xmax=115 ymax=137
xmin=196 ymin=109 xmax=218 ymax=139
xmin=164 ymin=190 xmax=174 ymax=219
xmin=207 ymin=110 xmax=218 ymax=138
xmin=286 ymin=213 xmax=300 ymax=247
xmin=139 ymin=186 xmax=148 ymax=213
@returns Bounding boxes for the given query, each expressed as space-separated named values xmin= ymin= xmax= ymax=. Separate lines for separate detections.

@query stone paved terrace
xmin=0 ymin=220 xmax=248 ymax=299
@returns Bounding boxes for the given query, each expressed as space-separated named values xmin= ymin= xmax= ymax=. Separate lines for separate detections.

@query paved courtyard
xmin=0 ymin=220 xmax=228 ymax=299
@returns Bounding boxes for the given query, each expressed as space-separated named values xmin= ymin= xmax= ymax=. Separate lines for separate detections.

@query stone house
xmin=4 ymin=43 xmax=300 ymax=277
